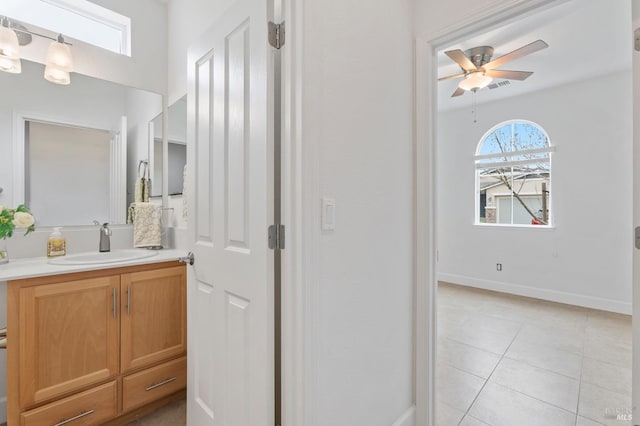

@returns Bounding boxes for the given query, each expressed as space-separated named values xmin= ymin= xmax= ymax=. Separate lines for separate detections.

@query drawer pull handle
xmin=127 ymin=285 xmax=131 ymax=315
xmin=145 ymin=377 xmax=177 ymax=391
xmin=112 ymin=288 xmax=117 ymax=319
xmin=53 ymin=409 xmax=95 ymax=426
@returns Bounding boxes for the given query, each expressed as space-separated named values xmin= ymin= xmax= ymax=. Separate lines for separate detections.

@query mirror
xmin=0 ymin=59 xmax=163 ymax=227
xmin=150 ymin=96 xmax=187 ymax=228
xmin=150 ymin=96 xmax=187 ymax=197
xmin=167 ymin=96 xmax=187 ymax=197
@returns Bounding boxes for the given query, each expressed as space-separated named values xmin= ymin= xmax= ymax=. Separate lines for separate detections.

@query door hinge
xmin=268 ymin=21 xmax=285 ymax=49
xmin=268 ymin=224 xmax=285 ymax=250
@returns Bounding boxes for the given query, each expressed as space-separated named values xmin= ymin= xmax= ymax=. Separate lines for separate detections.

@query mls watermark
xmin=604 ymin=407 xmax=632 ymax=421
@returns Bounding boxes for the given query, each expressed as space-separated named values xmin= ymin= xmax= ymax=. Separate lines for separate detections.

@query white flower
xmin=13 ymin=212 xmax=35 ymax=228
xmin=0 ymin=205 xmax=4 ymax=214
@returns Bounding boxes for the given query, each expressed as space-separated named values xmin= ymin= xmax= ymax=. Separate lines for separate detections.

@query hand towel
xmin=133 ymin=202 xmax=162 ymax=248
xmin=128 ymin=161 xmax=151 ymax=224
xmin=134 ymin=177 xmax=151 ymax=203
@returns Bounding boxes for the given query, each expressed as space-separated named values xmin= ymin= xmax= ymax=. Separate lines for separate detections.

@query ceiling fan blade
xmin=484 ymin=69 xmax=533 ymax=81
xmin=438 ymin=72 xmax=466 ymax=82
xmin=451 ymin=87 xmax=466 ymax=97
xmin=483 ymin=40 xmax=548 ymax=71
xmin=444 ymin=50 xmax=477 ymax=72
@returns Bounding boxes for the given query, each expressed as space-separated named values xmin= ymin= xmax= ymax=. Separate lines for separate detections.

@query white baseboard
xmin=391 ymin=405 xmax=415 ymax=426
xmin=437 ymin=273 xmax=632 ymax=315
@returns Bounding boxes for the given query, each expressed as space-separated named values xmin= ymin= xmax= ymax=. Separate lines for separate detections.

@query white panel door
xmin=186 ymin=0 xmax=274 ymax=424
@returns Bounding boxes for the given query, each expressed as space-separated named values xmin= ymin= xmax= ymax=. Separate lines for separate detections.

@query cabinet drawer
xmin=20 ymin=381 xmax=117 ymax=426
xmin=122 ymin=357 xmax=186 ymax=412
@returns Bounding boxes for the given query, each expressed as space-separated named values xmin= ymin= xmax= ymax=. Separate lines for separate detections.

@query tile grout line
xmin=456 ymin=321 xmax=526 ymax=426
xmin=575 ymin=322 xmax=587 ymax=426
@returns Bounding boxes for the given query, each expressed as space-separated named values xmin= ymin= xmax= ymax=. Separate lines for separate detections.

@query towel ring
xmin=138 ymin=160 xmax=149 ymax=179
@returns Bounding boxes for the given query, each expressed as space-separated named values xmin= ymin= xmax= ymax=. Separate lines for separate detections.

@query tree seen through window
xmin=476 ymin=121 xmax=551 ymax=226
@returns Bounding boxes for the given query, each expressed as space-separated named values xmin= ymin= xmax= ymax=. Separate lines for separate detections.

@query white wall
xmin=415 ymin=0 xmax=547 ymax=41
xmin=437 ymin=71 xmax=633 ymax=313
xmin=301 ymin=0 xmax=415 ymax=424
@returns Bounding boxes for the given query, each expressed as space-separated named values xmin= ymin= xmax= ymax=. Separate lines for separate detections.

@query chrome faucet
xmin=94 ymin=221 xmax=112 ymax=252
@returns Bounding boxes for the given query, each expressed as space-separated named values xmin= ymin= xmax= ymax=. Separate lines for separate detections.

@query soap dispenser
xmin=47 ymin=227 xmax=66 ymax=257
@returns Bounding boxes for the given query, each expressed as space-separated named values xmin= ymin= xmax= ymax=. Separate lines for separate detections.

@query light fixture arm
xmin=0 ymin=15 xmax=74 ymax=84
xmin=0 ymin=16 xmax=72 ymax=46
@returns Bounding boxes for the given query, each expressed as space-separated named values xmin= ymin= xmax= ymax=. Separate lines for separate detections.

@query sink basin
xmin=48 ymin=249 xmax=159 ymax=265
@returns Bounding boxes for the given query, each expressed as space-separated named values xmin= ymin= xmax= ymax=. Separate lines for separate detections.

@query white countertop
xmin=0 ymin=248 xmax=188 ymax=282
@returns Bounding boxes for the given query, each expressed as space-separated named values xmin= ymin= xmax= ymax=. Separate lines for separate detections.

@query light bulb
xmin=458 ymin=71 xmax=493 ymax=92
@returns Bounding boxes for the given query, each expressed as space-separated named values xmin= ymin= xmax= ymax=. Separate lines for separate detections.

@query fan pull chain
xmin=472 ymin=90 xmax=478 ymax=123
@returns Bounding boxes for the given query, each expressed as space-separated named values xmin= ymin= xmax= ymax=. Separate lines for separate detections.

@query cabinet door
xmin=120 ymin=266 xmax=186 ymax=373
xmin=19 ymin=276 xmax=120 ymax=407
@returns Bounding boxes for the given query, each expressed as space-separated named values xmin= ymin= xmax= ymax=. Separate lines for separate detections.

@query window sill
xmin=473 ymin=223 xmax=556 ymax=231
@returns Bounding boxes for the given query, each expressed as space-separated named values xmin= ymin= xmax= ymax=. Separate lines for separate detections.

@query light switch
xmin=322 ymin=198 xmax=336 ymax=231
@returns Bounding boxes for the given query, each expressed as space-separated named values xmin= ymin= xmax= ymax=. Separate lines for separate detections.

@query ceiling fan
xmin=439 ymin=40 xmax=548 ymax=97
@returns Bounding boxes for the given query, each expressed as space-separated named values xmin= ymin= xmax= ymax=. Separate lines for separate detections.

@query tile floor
xmin=122 ymin=283 xmax=631 ymax=426
xmin=437 ymin=282 xmax=632 ymax=426
xmin=126 ymin=398 xmax=186 ymax=425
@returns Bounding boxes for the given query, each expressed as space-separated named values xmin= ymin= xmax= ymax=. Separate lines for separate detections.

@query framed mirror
xmin=0 ymin=59 xmax=163 ymax=227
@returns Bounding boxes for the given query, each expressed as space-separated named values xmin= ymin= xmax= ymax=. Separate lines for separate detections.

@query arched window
xmin=476 ymin=120 xmax=552 ymax=226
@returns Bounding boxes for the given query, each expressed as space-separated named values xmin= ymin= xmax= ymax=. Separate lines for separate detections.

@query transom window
xmin=476 ymin=120 xmax=552 ymax=226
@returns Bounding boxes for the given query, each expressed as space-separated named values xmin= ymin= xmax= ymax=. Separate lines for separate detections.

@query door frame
xmin=414 ymin=1 xmax=577 ymax=425
xmin=279 ymin=0 xmax=307 ymax=425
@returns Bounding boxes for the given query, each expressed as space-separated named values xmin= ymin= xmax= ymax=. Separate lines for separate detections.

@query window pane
xmin=478 ymin=122 xmax=549 ymax=157
xmin=513 ymin=196 xmax=543 ymax=225
xmin=478 ymin=164 xmax=550 ymax=225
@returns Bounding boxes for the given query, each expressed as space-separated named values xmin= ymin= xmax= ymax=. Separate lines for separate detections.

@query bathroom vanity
xmin=1 ymin=253 xmax=186 ymax=425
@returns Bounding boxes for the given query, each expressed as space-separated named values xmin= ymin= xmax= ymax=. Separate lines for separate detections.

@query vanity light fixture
xmin=44 ymin=34 xmax=73 ymax=85
xmin=0 ymin=16 xmax=74 ymax=85
xmin=0 ymin=17 xmax=21 ymax=74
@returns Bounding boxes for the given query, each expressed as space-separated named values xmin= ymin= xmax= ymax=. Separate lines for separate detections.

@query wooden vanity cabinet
xmin=120 ymin=267 xmax=187 ymax=373
xmin=7 ymin=261 xmax=187 ymax=426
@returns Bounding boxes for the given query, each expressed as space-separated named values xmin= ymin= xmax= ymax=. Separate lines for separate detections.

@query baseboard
xmin=391 ymin=405 xmax=415 ymax=426
xmin=437 ymin=273 xmax=632 ymax=315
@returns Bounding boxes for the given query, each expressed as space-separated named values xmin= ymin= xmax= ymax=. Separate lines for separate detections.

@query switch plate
xmin=322 ymin=198 xmax=336 ymax=231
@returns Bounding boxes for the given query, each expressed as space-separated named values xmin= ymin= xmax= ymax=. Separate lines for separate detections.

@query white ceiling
xmin=437 ymin=0 xmax=632 ymax=111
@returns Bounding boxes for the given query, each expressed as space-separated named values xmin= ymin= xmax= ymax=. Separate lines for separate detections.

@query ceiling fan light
xmin=458 ymin=72 xmax=493 ymax=91
xmin=0 ymin=25 xmax=20 ymax=60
